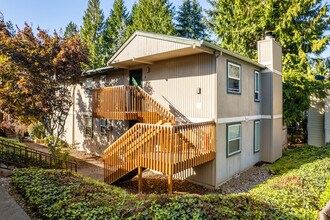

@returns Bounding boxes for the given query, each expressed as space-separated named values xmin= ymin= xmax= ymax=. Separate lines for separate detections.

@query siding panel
xmin=144 ymin=53 xmax=216 ymax=120
xmin=308 ymin=97 xmax=325 ymax=146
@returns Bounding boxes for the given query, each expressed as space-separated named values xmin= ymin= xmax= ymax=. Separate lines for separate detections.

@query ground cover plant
xmin=11 ymin=144 xmax=330 ymax=219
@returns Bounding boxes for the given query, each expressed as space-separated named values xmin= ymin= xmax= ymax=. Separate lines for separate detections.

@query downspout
xmin=72 ymin=85 xmax=76 ymax=146
xmin=213 ymin=50 xmax=220 ymax=188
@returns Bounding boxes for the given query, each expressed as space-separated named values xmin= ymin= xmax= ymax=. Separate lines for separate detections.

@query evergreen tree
xmin=207 ymin=0 xmax=330 ymax=132
xmin=176 ymin=0 xmax=206 ymax=39
xmin=80 ymin=0 xmax=105 ymax=69
xmin=64 ymin=21 xmax=78 ymax=38
xmin=104 ymin=0 xmax=128 ymax=61
xmin=126 ymin=0 xmax=175 ymax=37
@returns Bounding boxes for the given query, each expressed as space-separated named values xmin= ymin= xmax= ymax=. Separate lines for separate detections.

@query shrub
xmin=268 ymin=144 xmax=330 ymax=175
xmin=43 ymin=136 xmax=71 ymax=161
xmin=11 ymin=145 xmax=330 ymax=219
xmin=27 ymin=121 xmax=45 ymax=140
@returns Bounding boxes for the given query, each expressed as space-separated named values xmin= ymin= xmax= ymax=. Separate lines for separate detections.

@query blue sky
xmin=0 ymin=0 xmax=329 ymax=58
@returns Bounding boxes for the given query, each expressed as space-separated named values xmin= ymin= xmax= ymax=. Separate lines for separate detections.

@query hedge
xmin=11 ymin=145 xmax=330 ymax=219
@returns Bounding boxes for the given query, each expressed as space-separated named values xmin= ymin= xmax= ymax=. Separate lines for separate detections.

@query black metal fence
xmin=0 ymin=139 xmax=77 ymax=172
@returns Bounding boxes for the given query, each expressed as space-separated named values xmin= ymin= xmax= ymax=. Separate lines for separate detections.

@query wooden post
xmin=138 ymin=166 xmax=143 ymax=193
xmin=168 ymin=165 xmax=173 ymax=194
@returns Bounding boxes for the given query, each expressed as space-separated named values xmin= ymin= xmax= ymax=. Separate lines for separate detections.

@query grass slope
xmin=11 ymin=145 xmax=330 ymax=219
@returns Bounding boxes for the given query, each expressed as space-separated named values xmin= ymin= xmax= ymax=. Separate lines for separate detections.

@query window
xmin=254 ymin=120 xmax=261 ymax=153
xmin=85 ymin=77 xmax=93 ymax=98
xmin=100 ymin=75 xmax=106 ymax=88
xmin=100 ymin=119 xmax=107 ymax=135
xmin=254 ymin=70 xmax=260 ymax=101
xmin=227 ymin=123 xmax=241 ymax=157
xmin=85 ymin=116 xmax=93 ymax=137
xmin=227 ymin=61 xmax=241 ymax=94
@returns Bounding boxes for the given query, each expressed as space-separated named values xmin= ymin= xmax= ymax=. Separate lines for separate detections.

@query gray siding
xmin=325 ymin=95 xmax=330 ymax=144
xmin=217 ymin=54 xmax=262 ymax=118
xmin=63 ymin=70 xmax=129 ymax=155
xmin=143 ymin=53 xmax=216 ymax=120
xmin=114 ymin=35 xmax=192 ymax=64
xmin=216 ymin=121 xmax=260 ymax=185
xmin=215 ymin=53 xmax=262 ymax=187
xmin=308 ymin=97 xmax=325 ymax=147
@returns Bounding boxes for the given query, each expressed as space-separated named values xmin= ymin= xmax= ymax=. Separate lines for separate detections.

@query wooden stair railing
xmin=92 ymin=86 xmax=175 ymax=124
xmin=102 ymin=121 xmax=215 ymax=193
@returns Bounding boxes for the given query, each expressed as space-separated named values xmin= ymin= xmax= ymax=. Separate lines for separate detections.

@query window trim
xmin=84 ymin=116 xmax=93 ymax=138
xmin=85 ymin=77 xmax=93 ymax=98
xmin=254 ymin=120 xmax=261 ymax=153
xmin=100 ymin=119 xmax=107 ymax=135
xmin=254 ymin=70 xmax=260 ymax=102
xmin=100 ymin=75 xmax=106 ymax=88
xmin=226 ymin=123 xmax=242 ymax=157
xmin=227 ymin=60 xmax=242 ymax=94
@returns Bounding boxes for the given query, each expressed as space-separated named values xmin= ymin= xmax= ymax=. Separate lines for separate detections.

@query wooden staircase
xmin=93 ymin=86 xmax=215 ymax=193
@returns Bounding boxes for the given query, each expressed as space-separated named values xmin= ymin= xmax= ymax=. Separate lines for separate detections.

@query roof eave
xmin=202 ymin=41 xmax=266 ymax=69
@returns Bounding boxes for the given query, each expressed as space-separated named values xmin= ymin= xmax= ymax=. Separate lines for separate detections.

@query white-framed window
xmin=227 ymin=123 xmax=241 ymax=157
xmin=100 ymin=75 xmax=106 ymax=88
xmin=227 ymin=61 xmax=241 ymax=94
xmin=254 ymin=70 xmax=260 ymax=101
xmin=100 ymin=119 xmax=107 ymax=135
xmin=254 ymin=120 xmax=261 ymax=153
xmin=85 ymin=77 xmax=93 ymax=98
xmin=84 ymin=116 xmax=93 ymax=137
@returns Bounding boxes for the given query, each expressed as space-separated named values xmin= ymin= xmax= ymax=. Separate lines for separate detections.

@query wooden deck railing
xmin=0 ymin=139 xmax=77 ymax=172
xmin=92 ymin=86 xmax=175 ymax=124
xmin=103 ymin=121 xmax=215 ymax=192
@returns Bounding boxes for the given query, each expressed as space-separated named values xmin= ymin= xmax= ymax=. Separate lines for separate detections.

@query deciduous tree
xmin=0 ymin=20 xmax=88 ymax=150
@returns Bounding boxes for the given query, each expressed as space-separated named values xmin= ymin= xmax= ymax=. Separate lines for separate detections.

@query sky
xmin=0 ymin=0 xmax=329 ymax=58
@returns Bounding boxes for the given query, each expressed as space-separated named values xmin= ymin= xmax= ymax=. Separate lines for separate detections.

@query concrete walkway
xmin=0 ymin=185 xmax=31 ymax=220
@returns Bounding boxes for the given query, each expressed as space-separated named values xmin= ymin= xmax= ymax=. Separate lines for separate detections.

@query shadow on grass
xmin=268 ymin=144 xmax=330 ymax=175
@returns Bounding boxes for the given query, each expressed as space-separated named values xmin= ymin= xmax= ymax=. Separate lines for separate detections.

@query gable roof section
xmin=108 ymin=31 xmax=265 ymax=69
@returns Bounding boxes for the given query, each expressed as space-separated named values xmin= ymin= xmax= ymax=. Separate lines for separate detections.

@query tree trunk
xmin=319 ymin=200 xmax=330 ymax=220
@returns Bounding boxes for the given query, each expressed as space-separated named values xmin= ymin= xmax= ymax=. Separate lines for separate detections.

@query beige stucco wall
xmin=216 ymin=121 xmax=261 ymax=185
xmin=215 ymin=53 xmax=262 ymax=186
xmin=217 ymin=54 xmax=262 ymax=118
xmin=63 ymin=70 xmax=129 ymax=155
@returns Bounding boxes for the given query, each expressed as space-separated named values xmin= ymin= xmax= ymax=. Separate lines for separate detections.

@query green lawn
xmin=11 ymin=145 xmax=330 ymax=219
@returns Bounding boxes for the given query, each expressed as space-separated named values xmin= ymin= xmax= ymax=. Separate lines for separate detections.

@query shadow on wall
xmin=74 ymin=82 xmax=128 ymax=155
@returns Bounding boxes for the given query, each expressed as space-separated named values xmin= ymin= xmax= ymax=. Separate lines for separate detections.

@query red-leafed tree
xmin=0 ymin=18 xmax=88 ymax=149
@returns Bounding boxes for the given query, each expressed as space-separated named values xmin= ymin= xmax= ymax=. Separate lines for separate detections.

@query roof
xmin=82 ymin=66 xmax=118 ymax=77
xmin=107 ymin=31 xmax=265 ymax=69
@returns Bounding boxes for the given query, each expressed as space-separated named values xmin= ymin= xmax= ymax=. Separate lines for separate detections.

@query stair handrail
xmin=103 ymin=121 xmax=215 ymax=184
xmin=0 ymin=139 xmax=77 ymax=172
xmin=131 ymin=86 xmax=175 ymax=124
xmin=92 ymin=85 xmax=175 ymax=124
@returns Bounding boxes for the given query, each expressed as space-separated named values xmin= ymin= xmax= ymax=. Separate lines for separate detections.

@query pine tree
xmin=80 ymin=0 xmax=105 ymax=69
xmin=104 ymin=0 xmax=128 ymax=61
xmin=207 ymin=0 xmax=330 ymax=131
xmin=126 ymin=0 xmax=175 ymax=37
xmin=64 ymin=21 xmax=78 ymax=38
xmin=176 ymin=0 xmax=206 ymax=39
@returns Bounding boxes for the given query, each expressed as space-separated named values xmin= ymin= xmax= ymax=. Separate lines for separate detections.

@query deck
xmin=93 ymin=86 xmax=215 ymax=193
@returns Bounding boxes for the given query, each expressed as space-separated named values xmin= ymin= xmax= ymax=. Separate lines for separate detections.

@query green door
xmin=129 ymin=69 xmax=142 ymax=87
